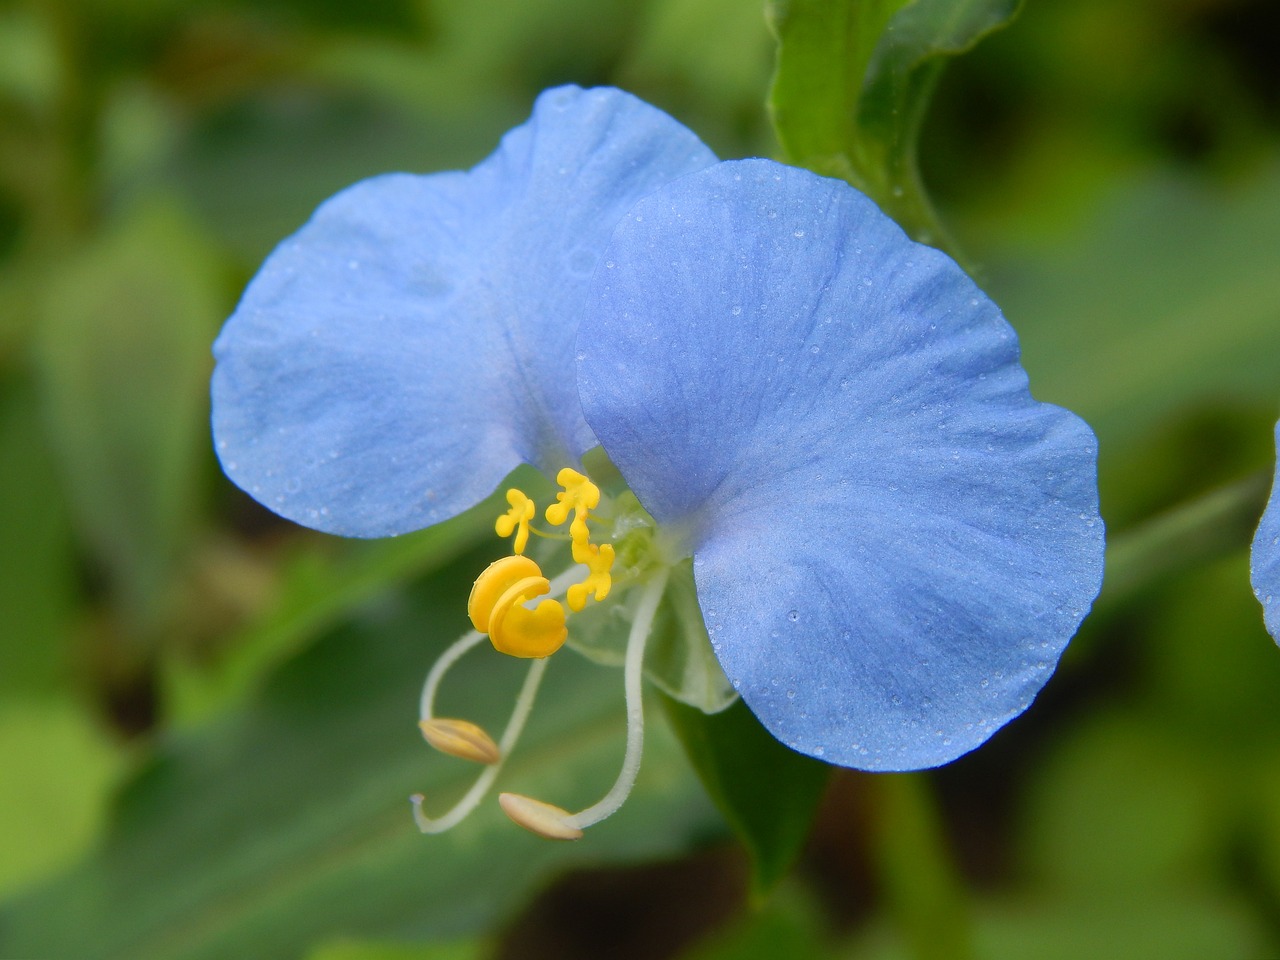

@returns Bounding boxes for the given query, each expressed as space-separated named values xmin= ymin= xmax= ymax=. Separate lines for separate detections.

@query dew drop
xmin=786 ymin=609 xmax=799 ymax=622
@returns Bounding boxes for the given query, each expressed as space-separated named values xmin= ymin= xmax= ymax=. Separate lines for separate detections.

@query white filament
xmin=411 ymin=565 xmax=582 ymax=834
xmin=564 ymin=569 xmax=668 ymax=829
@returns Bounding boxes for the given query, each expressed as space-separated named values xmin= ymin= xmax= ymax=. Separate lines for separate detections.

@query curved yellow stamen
xmin=468 ymin=555 xmax=542 ymax=634
xmin=489 ymin=576 xmax=567 ymax=658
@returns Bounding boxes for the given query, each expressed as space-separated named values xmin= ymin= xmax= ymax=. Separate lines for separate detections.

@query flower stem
xmin=1099 ymin=471 xmax=1270 ymax=611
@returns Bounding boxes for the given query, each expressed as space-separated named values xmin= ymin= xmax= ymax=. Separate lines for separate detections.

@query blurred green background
xmin=2 ymin=0 xmax=1280 ymax=957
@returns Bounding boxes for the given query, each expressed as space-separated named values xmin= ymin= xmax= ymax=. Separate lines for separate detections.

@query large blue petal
xmin=212 ymin=86 xmax=715 ymax=537
xmin=1250 ymin=420 xmax=1280 ymax=642
xmin=578 ymin=159 xmax=1104 ymax=770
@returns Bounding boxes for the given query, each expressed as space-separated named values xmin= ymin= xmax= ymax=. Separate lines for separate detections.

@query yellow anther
xmin=469 ymin=555 xmax=542 ymax=634
xmin=488 ymin=574 xmax=567 ymax=658
xmin=469 ymin=555 xmax=567 ymax=657
xmin=567 ymin=541 xmax=615 ymax=613
xmin=545 ymin=468 xmax=600 ymax=534
xmin=495 ymin=489 xmax=536 ymax=555
xmin=419 ymin=718 xmax=501 ymax=764
xmin=498 ymin=792 xmax=583 ymax=840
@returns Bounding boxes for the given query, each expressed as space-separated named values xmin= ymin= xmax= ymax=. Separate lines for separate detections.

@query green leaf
xmin=165 ymin=501 xmax=495 ymax=726
xmin=867 ymin=774 xmax=973 ymax=960
xmin=988 ymin=161 xmax=1280 ymax=457
xmin=851 ymin=896 xmax=1268 ymax=960
xmin=679 ymin=884 xmax=828 ymax=960
xmin=0 ymin=551 xmax=716 ymax=960
xmin=35 ymin=200 xmax=224 ymax=631
xmin=1020 ymin=712 xmax=1217 ymax=896
xmin=768 ymin=0 xmax=1022 ymax=249
xmin=308 ymin=937 xmax=484 ymax=960
xmin=661 ymin=695 xmax=830 ymax=896
xmin=0 ymin=697 xmax=124 ymax=900
xmin=0 ymin=375 xmax=76 ymax=695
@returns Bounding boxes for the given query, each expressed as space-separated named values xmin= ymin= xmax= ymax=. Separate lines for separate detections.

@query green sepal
xmin=566 ymin=561 xmax=738 ymax=715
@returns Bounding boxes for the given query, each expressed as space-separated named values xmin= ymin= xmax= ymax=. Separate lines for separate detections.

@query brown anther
xmin=419 ymin=718 xmax=501 ymax=764
xmin=498 ymin=792 xmax=583 ymax=840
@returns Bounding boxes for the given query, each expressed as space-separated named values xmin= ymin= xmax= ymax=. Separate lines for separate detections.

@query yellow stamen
xmin=545 ymin=468 xmax=600 ymax=538
xmin=495 ymin=489 xmax=536 ymax=555
xmin=498 ymin=793 xmax=583 ymax=840
xmin=489 ymin=574 xmax=567 ymax=658
xmin=419 ymin=718 xmax=501 ymax=764
xmin=567 ymin=541 xmax=615 ymax=612
xmin=468 ymin=555 xmax=542 ymax=634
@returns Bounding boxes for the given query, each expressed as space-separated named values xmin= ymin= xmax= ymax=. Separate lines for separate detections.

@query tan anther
xmin=419 ymin=718 xmax=501 ymax=765
xmin=498 ymin=792 xmax=583 ymax=840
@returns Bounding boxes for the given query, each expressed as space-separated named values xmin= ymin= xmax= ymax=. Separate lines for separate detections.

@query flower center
xmin=467 ymin=468 xmax=615 ymax=658
xmin=412 ymin=465 xmax=667 ymax=841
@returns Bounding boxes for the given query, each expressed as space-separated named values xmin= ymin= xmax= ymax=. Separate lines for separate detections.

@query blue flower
xmin=1251 ymin=420 xmax=1280 ymax=641
xmin=212 ymin=86 xmax=1105 ymax=839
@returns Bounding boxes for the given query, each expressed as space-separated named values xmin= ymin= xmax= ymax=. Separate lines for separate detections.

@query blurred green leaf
xmin=988 ymin=160 xmax=1280 ymax=455
xmin=849 ymin=895 xmax=1267 ymax=960
xmin=615 ymin=0 xmax=776 ymax=157
xmin=868 ymin=774 xmax=973 ymax=960
xmin=0 ymin=376 xmax=76 ymax=694
xmin=1140 ymin=552 xmax=1280 ymax=752
xmin=679 ymin=883 xmax=828 ymax=960
xmin=0 ymin=697 xmax=125 ymax=900
xmin=768 ymin=0 xmax=1021 ymax=248
xmin=1020 ymin=711 xmax=1216 ymax=895
xmin=0 ymin=7 xmax=59 ymax=113
xmin=166 ymin=503 xmax=493 ymax=726
xmin=308 ymin=937 xmax=484 ymax=960
xmin=0 ymin=553 xmax=716 ymax=960
xmin=35 ymin=200 xmax=224 ymax=630
xmin=662 ymin=696 xmax=829 ymax=896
